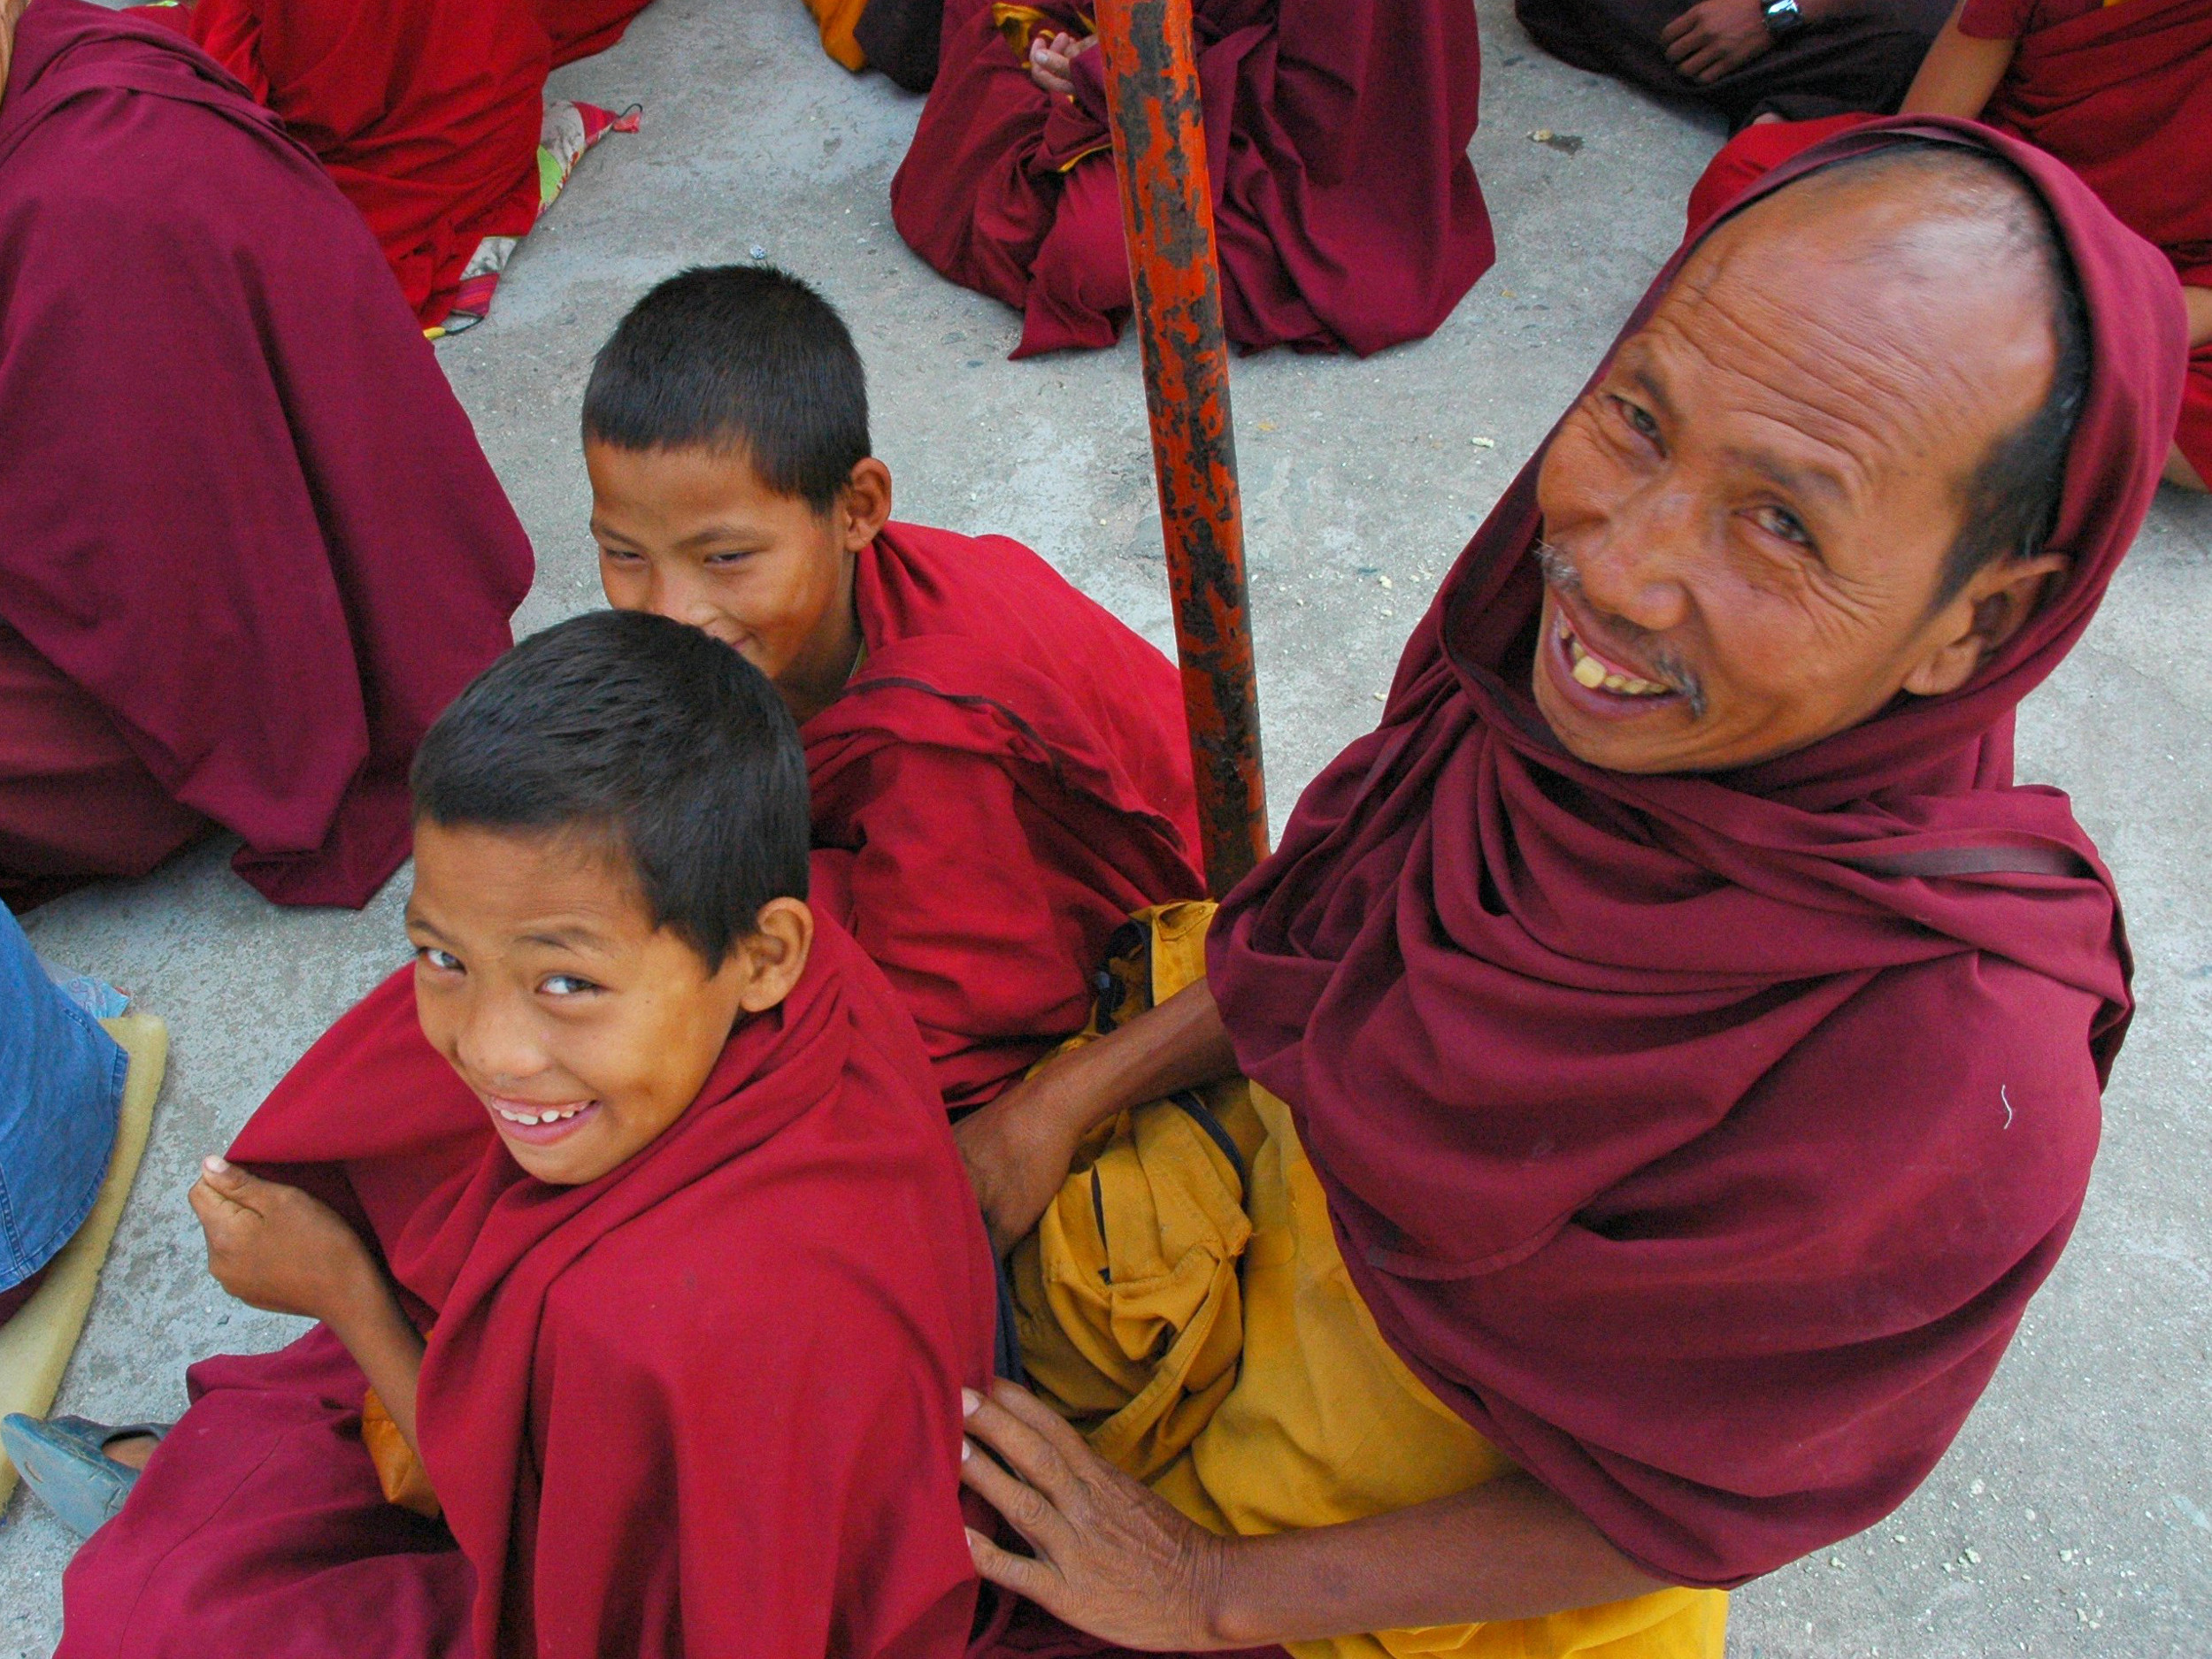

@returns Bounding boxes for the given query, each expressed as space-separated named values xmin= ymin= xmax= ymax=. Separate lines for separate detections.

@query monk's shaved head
xmin=1531 ymin=137 xmax=2085 ymax=775
xmin=1680 ymin=142 xmax=2088 ymax=602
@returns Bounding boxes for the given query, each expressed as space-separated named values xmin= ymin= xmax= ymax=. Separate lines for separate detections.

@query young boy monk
xmin=12 ymin=611 xmax=997 ymax=1659
xmin=582 ymin=265 xmax=1207 ymax=1112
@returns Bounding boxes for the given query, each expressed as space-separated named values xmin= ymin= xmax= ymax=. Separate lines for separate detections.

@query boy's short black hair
xmin=411 ymin=610 xmax=810 ymax=968
xmin=581 ymin=265 xmax=871 ymax=514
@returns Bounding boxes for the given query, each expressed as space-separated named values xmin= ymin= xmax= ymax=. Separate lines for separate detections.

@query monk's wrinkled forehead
xmin=1631 ymin=160 xmax=2061 ymax=482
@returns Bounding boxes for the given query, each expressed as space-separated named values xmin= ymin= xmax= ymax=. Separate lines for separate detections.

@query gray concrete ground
xmin=6 ymin=1 xmax=2208 ymax=1653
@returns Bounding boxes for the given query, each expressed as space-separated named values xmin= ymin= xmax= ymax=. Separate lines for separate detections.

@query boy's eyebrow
xmin=672 ymin=524 xmax=766 ymax=551
xmin=518 ymin=923 xmax=616 ymax=952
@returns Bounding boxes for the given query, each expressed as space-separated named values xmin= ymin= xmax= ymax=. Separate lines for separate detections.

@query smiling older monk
xmin=949 ymin=120 xmax=2184 ymax=1659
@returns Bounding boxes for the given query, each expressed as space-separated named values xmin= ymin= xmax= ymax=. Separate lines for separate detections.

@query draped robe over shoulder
xmin=57 ymin=922 xmax=996 ymax=1659
xmin=0 ymin=0 xmax=533 ymax=909
xmin=888 ymin=0 xmax=1493 ymax=357
xmin=805 ymin=525 xmax=1206 ymax=1110
xmin=1206 ymin=121 xmax=2180 ymax=1589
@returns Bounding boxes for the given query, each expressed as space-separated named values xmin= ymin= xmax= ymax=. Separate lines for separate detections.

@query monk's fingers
xmin=959 ymin=1437 xmax=1079 ymax=1557
xmin=1658 ymin=11 xmax=1698 ymax=50
xmin=960 ymin=1380 xmax=1088 ymax=1513
xmin=965 ymin=1526 xmax=1067 ymax=1609
xmin=987 ymin=1378 xmax=1101 ymax=1463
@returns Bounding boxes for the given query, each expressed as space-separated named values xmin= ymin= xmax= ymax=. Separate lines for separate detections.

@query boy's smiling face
xmin=404 ymin=819 xmax=810 ymax=1186
xmin=588 ymin=441 xmax=890 ymax=725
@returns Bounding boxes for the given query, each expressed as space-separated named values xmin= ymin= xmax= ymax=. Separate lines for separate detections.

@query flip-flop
xmin=0 ymin=1413 xmax=169 ymax=1538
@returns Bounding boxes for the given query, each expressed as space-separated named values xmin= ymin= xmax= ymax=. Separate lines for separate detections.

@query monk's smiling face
xmin=588 ymin=442 xmax=890 ymax=725
xmin=405 ymin=820 xmax=810 ymax=1186
xmin=1531 ymin=159 xmax=2074 ymax=775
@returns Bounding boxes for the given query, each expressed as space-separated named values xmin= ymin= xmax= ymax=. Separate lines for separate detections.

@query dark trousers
xmin=1515 ymin=0 xmax=1952 ymax=129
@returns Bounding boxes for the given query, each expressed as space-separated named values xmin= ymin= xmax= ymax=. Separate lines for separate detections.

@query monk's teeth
xmin=1570 ymin=647 xmax=1609 ymax=689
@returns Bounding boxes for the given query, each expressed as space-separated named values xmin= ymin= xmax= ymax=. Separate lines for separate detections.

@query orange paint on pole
xmin=1095 ymin=0 xmax=1269 ymax=895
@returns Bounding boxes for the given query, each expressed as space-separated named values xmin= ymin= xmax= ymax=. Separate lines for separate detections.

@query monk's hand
xmin=189 ymin=1156 xmax=378 ymax=1325
xmin=955 ymin=1071 xmax=1090 ymax=1256
xmin=962 ymin=1381 xmax=1235 ymax=1650
xmin=1660 ymin=0 xmax=1777 ymax=82
xmin=1028 ymin=31 xmax=1098 ymax=97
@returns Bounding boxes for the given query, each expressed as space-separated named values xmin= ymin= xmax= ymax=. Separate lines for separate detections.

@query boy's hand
xmin=1028 ymin=31 xmax=1097 ymax=97
xmin=189 ymin=1157 xmax=377 ymax=1325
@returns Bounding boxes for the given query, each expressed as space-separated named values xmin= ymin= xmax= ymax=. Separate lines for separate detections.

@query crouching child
xmin=13 ymin=611 xmax=997 ymax=1659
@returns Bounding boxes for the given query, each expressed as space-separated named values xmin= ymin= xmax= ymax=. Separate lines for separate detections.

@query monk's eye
xmin=1611 ymin=396 xmax=1661 ymax=446
xmin=416 ymin=947 xmax=463 ymax=974
xmin=598 ymin=546 xmax=644 ymax=565
xmin=541 ymin=974 xmax=601 ymax=998
xmin=1751 ymin=504 xmax=1813 ymax=548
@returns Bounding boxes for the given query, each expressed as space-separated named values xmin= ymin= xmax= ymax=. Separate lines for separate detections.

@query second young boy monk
xmin=582 ymin=265 xmax=1208 ymax=1111
xmin=13 ymin=611 xmax=997 ymax=1659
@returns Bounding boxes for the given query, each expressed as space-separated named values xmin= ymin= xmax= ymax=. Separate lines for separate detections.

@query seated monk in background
xmin=132 ymin=0 xmax=656 ymax=333
xmin=581 ymin=265 xmax=1207 ymax=1110
xmin=10 ymin=611 xmax=995 ymax=1658
xmin=0 ymin=0 xmax=532 ymax=910
xmin=947 ymin=123 xmax=2179 ymax=1658
xmin=1686 ymin=0 xmax=2211 ymax=488
xmin=888 ymin=0 xmax=1494 ymax=357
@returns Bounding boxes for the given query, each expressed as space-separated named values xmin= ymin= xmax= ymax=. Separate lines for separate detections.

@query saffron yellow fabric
xmin=1013 ymin=904 xmax=1726 ymax=1659
xmin=803 ymin=0 xmax=870 ymax=72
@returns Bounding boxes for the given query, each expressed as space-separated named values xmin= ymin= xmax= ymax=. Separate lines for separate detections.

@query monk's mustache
xmin=1532 ymin=541 xmax=1708 ymax=718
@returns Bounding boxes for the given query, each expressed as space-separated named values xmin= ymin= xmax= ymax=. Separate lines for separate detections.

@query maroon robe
xmin=0 ymin=1 xmax=533 ymax=910
xmin=1209 ymin=119 xmax=2180 ymax=1589
xmin=888 ymin=0 xmax=1493 ymax=357
xmin=806 ymin=524 xmax=1206 ymax=1110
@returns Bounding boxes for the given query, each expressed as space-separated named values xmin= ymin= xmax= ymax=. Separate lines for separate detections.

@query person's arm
xmin=2185 ymin=286 xmax=2212 ymax=349
xmin=1900 ymin=2 xmax=2017 ymax=117
xmin=1660 ymin=0 xmax=1872 ymax=87
xmin=959 ymin=1381 xmax=1668 ymax=1649
xmin=955 ymin=980 xmax=1240 ymax=1254
xmin=190 ymin=1156 xmax=427 ymax=1455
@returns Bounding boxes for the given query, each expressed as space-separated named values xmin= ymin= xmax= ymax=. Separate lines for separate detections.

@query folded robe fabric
xmin=889 ymin=0 xmax=1494 ymax=357
xmin=804 ymin=525 xmax=1206 ymax=1110
xmin=0 ymin=0 xmax=533 ymax=907
xmin=1208 ymin=119 xmax=2183 ymax=1587
xmin=58 ymin=921 xmax=995 ymax=1659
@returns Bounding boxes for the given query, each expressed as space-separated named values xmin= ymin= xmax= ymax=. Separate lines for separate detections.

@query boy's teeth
xmin=497 ymin=1102 xmax=583 ymax=1126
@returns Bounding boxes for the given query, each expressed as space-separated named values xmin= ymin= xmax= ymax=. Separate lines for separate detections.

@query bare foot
xmin=2165 ymin=442 xmax=2207 ymax=491
xmin=104 ymin=1433 xmax=157 ymax=1471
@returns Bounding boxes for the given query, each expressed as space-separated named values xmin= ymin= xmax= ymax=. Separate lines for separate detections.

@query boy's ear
xmin=730 ymin=898 xmax=814 ymax=1013
xmin=838 ymin=458 xmax=894 ymax=553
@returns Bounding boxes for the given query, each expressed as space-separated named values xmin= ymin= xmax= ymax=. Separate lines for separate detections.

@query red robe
xmin=0 ymin=1 xmax=532 ymax=910
xmin=1207 ymin=119 xmax=2174 ymax=1590
xmin=806 ymin=525 xmax=1207 ymax=1109
xmin=140 ymin=0 xmax=655 ymax=327
xmin=889 ymin=0 xmax=1494 ymax=357
xmin=1684 ymin=0 xmax=2212 ymax=476
xmin=57 ymin=922 xmax=996 ymax=1659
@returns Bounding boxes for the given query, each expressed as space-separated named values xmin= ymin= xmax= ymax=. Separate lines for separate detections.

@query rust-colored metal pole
xmin=1094 ymin=0 xmax=1269 ymax=895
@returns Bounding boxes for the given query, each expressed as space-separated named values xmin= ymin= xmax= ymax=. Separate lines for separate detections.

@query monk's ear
xmin=1901 ymin=549 xmax=2070 ymax=699
xmin=838 ymin=459 xmax=894 ymax=552
xmin=728 ymin=898 xmax=814 ymax=1013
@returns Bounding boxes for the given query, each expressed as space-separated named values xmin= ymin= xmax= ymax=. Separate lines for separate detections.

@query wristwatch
xmin=1762 ymin=0 xmax=1805 ymax=35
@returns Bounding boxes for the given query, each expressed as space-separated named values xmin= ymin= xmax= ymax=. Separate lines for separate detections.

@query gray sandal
xmin=2 ymin=1413 xmax=171 ymax=1538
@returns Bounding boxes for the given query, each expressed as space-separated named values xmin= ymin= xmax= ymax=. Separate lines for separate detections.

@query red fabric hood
xmin=1209 ymin=119 xmax=2184 ymax=1586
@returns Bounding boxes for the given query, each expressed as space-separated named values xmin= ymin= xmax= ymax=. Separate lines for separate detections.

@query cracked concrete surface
xmin=6 ymin=1 xmax=2208 ymax=1653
